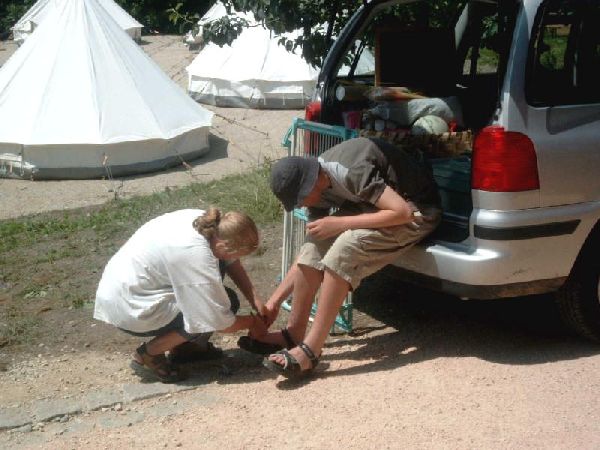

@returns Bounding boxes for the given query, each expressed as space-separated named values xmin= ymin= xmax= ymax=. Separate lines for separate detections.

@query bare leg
xmin=256 ymin=263 xmax=323 ymax=346
xmin=268 ymin=268 xmax=350 ymax=370
xmin=286 ymin=264 xmax=323 ymax=342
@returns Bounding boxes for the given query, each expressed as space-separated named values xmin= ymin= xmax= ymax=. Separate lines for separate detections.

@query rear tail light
xmin=305 ymin=101 xmax=321 ymax=122
xmin=303 ymin=101 xmax=322 ymax=156
xmin=472 ymin=126 xmax=540 ymax=192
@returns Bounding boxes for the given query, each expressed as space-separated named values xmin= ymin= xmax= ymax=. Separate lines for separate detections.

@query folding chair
xmin=280 ymin=118 xmax=358 ymax=332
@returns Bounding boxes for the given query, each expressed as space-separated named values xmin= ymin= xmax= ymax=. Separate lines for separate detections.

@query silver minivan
xmin=305 ymin=0 xmax=600 ymax=341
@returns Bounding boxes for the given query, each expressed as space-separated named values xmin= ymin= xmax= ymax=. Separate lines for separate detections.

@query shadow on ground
xmin=166 ymin=266 xmax=600 ymax=391
xmin=307 ymin=267 xmax=600 ymax=378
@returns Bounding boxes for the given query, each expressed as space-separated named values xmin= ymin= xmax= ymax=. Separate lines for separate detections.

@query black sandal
xmin=130 ymin=343 xmax=184 ymax=383
xmin=237 ymin=328 xmax=296 ymax=356
xmin=262 ymin=342 xmax=320 ymax=379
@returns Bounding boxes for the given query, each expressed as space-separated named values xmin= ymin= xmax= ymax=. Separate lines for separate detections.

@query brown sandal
xmin=238 ymin=328 xmax=296 ymax=356
xmin=130 ymin=343 xmax=184 ymax=383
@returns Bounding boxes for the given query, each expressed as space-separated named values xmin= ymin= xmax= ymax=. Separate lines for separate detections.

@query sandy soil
xmin=1 ymin=36 xmax=600 ymax=449
xmin=3 ymin=282 xmax=600 ymax=450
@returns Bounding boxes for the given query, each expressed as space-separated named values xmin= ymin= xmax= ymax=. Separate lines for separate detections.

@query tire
xmin=556 ymin=230 xmax=600 ymax=343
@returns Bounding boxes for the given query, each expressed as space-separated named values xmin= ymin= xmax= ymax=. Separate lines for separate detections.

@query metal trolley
xmin=280 ymin=118 xmax=358 ymax=332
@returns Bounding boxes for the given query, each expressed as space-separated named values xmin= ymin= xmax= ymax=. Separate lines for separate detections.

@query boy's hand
xmin=306 ymin=216 xmax=346 ymax=240
xmin=262 ymin=301 xmax=280 ymax=327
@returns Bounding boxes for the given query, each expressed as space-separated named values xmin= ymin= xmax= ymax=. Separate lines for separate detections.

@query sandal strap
xmin=280 ymin=350 xmax=294 ymax=370
xmin=267 ymin=350 xmax=301 ymax=374
xmin=131 ymin=342 xmax=181 ymax=383
xmin=136 ymin=343 xmax=172 ymax=371
xmin=298 ymin=342 xmax=318 ymax=363
xmin=136 ymin=342 xmax=147 ymax=356
xmin=281 ymin=328 xmax=296 ymax=349
xmin=136 ymin=342 xmax=162 ymax=358
xmin=263 ymin=347 xmax=320 ymax=378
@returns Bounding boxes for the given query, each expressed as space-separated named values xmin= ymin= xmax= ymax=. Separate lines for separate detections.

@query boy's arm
xmin=262 ymin=264 xmax=297 ymax=326
xmin=306 ymin=186 xmax=417 ymax=240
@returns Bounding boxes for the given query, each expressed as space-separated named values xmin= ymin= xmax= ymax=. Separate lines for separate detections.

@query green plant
xmin=0 ymin=0 xmax=36 ymax=37
xmin=116 ymin=0 xmax=211 ymax=33
xmin=0 ymin=164 xmax=281 ymax=254
xmin=0 ymin=305 xmax=39 ymax=346
xmin=0 ymin=0 xmax=212 ymax=36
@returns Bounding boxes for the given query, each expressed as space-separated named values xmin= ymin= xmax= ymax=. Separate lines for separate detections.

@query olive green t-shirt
xmin=308 ymin=137 xmax=440 ymax=219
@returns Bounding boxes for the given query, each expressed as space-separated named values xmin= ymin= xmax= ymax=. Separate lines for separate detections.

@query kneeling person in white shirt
xmin=94 ymin=207 xmax=267 ymax=383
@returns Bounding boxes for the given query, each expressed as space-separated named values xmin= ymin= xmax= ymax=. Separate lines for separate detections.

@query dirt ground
xmin=1 ymin=36 xmax=600 ymax=449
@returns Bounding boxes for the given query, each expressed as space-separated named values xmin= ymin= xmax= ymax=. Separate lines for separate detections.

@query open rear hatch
xmin=316 ymin=0 xmax=520 ymax=242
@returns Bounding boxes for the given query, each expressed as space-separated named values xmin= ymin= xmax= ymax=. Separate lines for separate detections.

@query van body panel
xmin=310 ymin=0 xmax=600 ymax=302
xmin=392 ymin=200 xmax=599 ymax=291
xmin=471 ymin=190 xmax=541 ymax=210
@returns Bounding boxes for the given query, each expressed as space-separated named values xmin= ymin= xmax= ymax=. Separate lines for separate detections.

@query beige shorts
xmin=296 ymin=206 xmax=441 ymax=290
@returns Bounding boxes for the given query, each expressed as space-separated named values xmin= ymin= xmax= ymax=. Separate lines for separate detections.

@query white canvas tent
xmin=0 ymin=0 xmax=213 ymax=180
xmin=12 ymin=0 xmax=143 ymax=44
xmin=186 ymin=2 xmax=319 ymax=109
xmin=184 ymin=1 xmax=253 ymax=47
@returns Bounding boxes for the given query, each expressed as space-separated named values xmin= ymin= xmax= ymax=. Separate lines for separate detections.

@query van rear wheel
xmin=556 ymin=233 xmax=600 ymax=343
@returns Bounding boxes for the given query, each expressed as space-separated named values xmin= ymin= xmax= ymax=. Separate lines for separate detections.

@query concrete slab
xmin=121 ymin=383 xmax=174 ymax=402
xmin=30 ymin=398 xmax=83 ymax=422
xmin=0 ymin=408 xmax=31 ymax=430
xmin=83 ymin=388 xmax=125 ymax=412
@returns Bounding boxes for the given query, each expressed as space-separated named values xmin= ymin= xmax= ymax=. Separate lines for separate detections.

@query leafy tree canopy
xmin=0 ymin=0 xmax=211 ymax=37
xmin=170 ymin=0 xmax=466 ymax=67
xmin=2 ymin=0 xmax=471 ymax=69
xmin=0 ymin=0 xmax=36 ymax=38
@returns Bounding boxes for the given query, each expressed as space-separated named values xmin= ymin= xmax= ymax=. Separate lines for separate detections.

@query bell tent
xmin=0 ymin=0 xmax=213 ymax=180
xmin=186 ymin=2 xmax=319 ymax=109
xmin=12 ymin=0 xmax=143 ymax=44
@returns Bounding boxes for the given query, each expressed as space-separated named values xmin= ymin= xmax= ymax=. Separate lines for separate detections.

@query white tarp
xmin=186 ymin=2 xmax=319 ymax=109
xmin=0 ymin=0 xmax=213 ymax=180
xmin=12 ymin=0 xmax=143 ymax=43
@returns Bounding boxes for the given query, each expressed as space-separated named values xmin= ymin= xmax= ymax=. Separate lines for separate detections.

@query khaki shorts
xmin=296 ymin=206 xmax=441 ymax=290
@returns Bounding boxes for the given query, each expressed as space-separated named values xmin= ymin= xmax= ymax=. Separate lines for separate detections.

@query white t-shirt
xmin=94 ymin=209 xmax=236 ymax=334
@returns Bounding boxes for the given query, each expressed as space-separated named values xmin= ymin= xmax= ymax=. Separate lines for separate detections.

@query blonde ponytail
xmin=194 ymin=207 xmax=259 ymax=255
xmin=193 ymin=207 xmax=221 ymax=240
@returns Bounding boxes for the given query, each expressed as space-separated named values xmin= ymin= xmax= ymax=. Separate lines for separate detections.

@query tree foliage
xmin=172 ymin=0 xmax=466 ymax=67
xmin=0 ymin=0 xmax=36 ymax=38
xmin=0 ymin=0 xmax=212 ymax=37
xmin=117 ymin=0 xmax=211 ymax=33
xmin=2 ymin=0 xmax=468 ymax=69
xmin=195 ymin=0 xmax=364 ymax=67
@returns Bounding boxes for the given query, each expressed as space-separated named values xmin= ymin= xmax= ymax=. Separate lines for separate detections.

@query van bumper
xmin=391 ymin=202 xmax=600 ymax=299
xmin=387 ymin=265 xmax=566 ymax=299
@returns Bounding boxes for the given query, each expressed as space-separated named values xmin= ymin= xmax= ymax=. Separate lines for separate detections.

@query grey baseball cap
xmin=270 ymin=157 xmax=320 ymax=212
